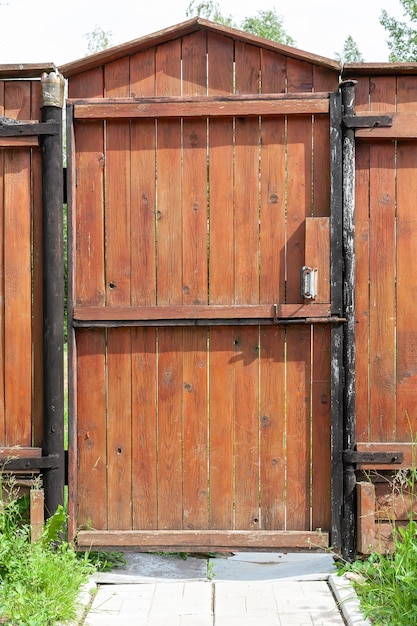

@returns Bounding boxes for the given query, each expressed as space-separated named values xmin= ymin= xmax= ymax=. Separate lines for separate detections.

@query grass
xmin=0 ymin=477 xmax=94 ymax=626
xmin=340 ymin=470 xmax=417 ymax=626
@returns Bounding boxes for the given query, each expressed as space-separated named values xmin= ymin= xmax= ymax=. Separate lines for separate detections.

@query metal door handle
xmin=300 ymin=266 xmax=317 ymax=300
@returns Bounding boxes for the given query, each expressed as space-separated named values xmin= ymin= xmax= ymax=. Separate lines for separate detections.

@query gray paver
xmin=80 ymin=553 xmax=366 ymax=626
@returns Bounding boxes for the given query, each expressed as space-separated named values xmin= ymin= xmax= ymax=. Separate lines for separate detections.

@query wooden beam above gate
xmin=70 ymin=93 xmax=330 ymax=120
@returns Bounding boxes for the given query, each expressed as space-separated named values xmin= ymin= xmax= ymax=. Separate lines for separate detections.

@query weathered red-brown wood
xmin=285 ymin=104 xmax=313 ymax=531
xmin=0 ymin=82 xmax=4 ymax=443
xmin=72 ymin=95 xmax=329 ymax=119
xmin=4 ymin=81 xmax=32 ymax=446
xmin=205 ymin=35 xmax=235 ymax=533
xmin=76 ymin=329 xmax=107 ymax=530
xmin=31 ymin=80 xmax=43 ymax=447
xmin=259 ymin=326 xmax=285 ymax=529
xmin=354 ymin=78 xmax=371 ymax=442
xmin=157 ymin=328 xmax=183 ymax=529
xmin=76 ymin=528 xmax=329 ymax=550
xmin=66 ymin=25 xmax=340 ymax=548
xmin=182 ymin=328 xmax=208 ymax=529
xmin=311 ymin=325 xmax=331 ymax=530
xmin=369 ymin=142 xmax=396 ymax=441
xmin=209 ymin=328 xmax=234 ymax=529
xmin=395 ymin=76 xmax=417 ymax=440
xmin=105 ymin=59 xmax=133 ymax=530
xmin=286 ymin=326 xmax=311 ymax=530
xmin=131 ymin=328 xmax=157 ymax=529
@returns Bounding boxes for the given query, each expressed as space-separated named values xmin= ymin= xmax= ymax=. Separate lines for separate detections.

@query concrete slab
xmin=94 ymin=551 xmax=207 ymax=584
xmin=210 ymin=551 xmax=337 ymax=581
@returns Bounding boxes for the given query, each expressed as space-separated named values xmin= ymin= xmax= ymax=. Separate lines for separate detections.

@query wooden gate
xmin=63 ymin=20 xmax=341 ymax=550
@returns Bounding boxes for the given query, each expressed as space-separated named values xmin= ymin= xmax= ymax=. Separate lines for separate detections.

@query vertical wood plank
xmin=31 ymin=81 xmax=43 ymax=447
xmin=130 ymin=120 xmax=156 ymax=307
xmin=107 ymin=329 xmax=132 ymax=529
xmin=286 ymin=116 xmax=313 ymax=302
xmin=156 ymin=118 xmax=182 ymax=304
xmin=396 ymin=77 xmax=417 ymax=439
xmin=68 ymin=68 xmax=104 ymax=99
xmin=4 ymin=81 xmax=32 ymax=446
xmin=311 ymin=325 xmax=331 ymax=530
xmin=234 ymin=328 xmax=260 ymax=529
xmin=354 ymin=144 xmax=370 ymax=441
xmin=207 ymin=34 xmax=236 ymax=532
xmin=259 ymin=327 xmax=285 ymax=529
xmin=182 ymin=30 xmax=207 ymax=96
xmin=209 ymin=328 xmax=234 ymax=529
xmin=76 ymin=329 xmax=107 ymax=530
xmin=369 ymin=143 xmax=396 ymax=441
xmin=154 ymin=39 xmax=184 ymax=530
xmin=208 ymin=33 xmax=234 ymax=304
xmin=261 ymin=50 xmax=286 ymax=94
xmin=157 ymin=328 xmax=183 ymax=528
xmin=182 ymin=328 xmax=208 ymax=530
xmin=207 ymin=33 xmax=234 ymax=95
xmin=305 ymin=217 xmax=330 ymax=304
xmin=234 ymin=44 xmax=261 ymax=531
xmin=286 ymin=326 xmax=311 ymax=530
xmin=104 ymin=58 xmax=132 ymax=530
xmin=132 ymin=328 xmax=157 ymax=529
xmin=0 ymin=81 xmax=5 ymax=443
xmin=181 ymin=31 xmax=210 ymax=531
xmin=287 ymin=59 xmax=313 ymax=93
xmin=74 ymin=122 xmax=105 ymax=306
xmin=130 ymin=48 xmax=156 ymax=97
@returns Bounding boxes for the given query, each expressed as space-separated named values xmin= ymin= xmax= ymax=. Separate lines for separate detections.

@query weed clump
xmin=341 ymin=468 xmax=417 ymax=626
xmin=0 ymin=478 xmax=94 ymax=626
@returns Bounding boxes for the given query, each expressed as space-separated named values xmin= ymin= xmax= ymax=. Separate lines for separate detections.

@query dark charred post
xmin=329 ymin=91 xmax=344 ymax=553
xmin=341 ymin=80 xmax=357 ymax=562
xmin=40 ymin=72 xmax=65 ymax=518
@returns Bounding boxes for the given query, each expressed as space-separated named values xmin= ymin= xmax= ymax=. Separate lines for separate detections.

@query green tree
xmin=335 ymin=35 xmax=364 ymax=64
xmin=186 ymin=0 xmax=236 ymax=26
xmin=381 ymin=0 xmax=417 ymax=61
xmin=83 ymin=25 xmax=113 ymax=55
xmin=186 ymin=1 xmax=295 ymax=45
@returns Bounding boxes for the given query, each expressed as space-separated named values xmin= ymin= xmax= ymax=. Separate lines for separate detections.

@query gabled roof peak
xmin=60 ymin=17 xmax=340 ymax=78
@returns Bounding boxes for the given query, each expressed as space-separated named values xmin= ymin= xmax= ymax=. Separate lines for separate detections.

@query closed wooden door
xmin=67 ymin=39 xmax=335 ymax=551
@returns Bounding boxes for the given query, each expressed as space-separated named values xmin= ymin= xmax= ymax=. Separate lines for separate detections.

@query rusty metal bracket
xmin=0 ymin=454 xmax=60 ymax=472
xmin=343 ymin=449 xmax=403 ymax=465
xmin=342 ymin=114 xmax=393 ymax=130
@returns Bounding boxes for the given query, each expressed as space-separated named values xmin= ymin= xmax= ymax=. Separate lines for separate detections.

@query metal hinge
xmin=0 ymin=454 xmax=61 ymax=471
xmin=343 ymin=449 xmax=403 ymax=465
xmin=342 ymin=114 xmax=393 ymax=130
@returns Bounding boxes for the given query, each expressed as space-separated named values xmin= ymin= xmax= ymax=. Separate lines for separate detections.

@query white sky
xmin=0 ymin=0 xmax=407 ymax=67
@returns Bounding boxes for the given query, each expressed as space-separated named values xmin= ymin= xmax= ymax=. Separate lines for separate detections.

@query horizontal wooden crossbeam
xmin=72 ymin=303 xmax=332 ymax=326
xmin=76 ymin=529 xmax=329 ymax=551
xmin=71 ymin=94 xmax=330 ymax=120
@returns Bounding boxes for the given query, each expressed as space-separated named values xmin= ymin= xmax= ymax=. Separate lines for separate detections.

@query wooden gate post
xmin=40 ymin=71 xmax=65 ymax=518
xmin=341 ymin=79 xmax=357 ymax=561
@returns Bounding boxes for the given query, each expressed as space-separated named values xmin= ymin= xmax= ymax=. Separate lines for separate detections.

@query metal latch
xmin=300 ymin=266 xmax=317 ymax=300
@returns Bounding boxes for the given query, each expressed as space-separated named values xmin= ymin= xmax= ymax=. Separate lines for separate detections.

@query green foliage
xmin=0 ymin=480 xmax=94 ymax=626
xmin=84 ymin=550 xmax=126 ymax=572
xmin=186 ymin=1 xmax=294 ymax=45
xmin=341 ymin=518 xmax=417 ymax=625
xmin=335 ymin=35 xmax=364 ymax=64
xmin=84 ymin=25 xmax=113 ymax=55
xmin=186 ymin=0 xmax=235 ymax=26
xmin=381 ymin=0 xmax=417 ymax=61
xmin=241 ymin=9 xmax=295 ymax=45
